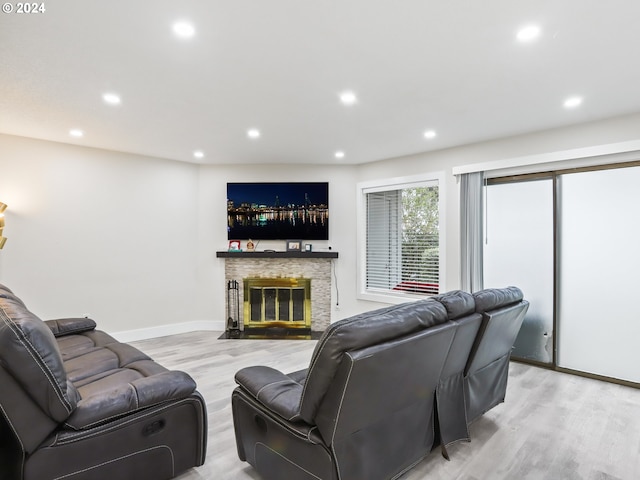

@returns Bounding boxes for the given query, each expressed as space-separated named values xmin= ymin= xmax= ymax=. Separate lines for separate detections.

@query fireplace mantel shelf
xmin=217 ymin=250 xmax=338 ymax=259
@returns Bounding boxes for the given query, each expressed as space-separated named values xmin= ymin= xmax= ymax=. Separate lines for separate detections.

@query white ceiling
xmin=2 ymin=0 xmax=640 ymax=165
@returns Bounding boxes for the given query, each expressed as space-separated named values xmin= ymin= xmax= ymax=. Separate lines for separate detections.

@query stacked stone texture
xmin=224 ymin=258 xmax=332 ymax=331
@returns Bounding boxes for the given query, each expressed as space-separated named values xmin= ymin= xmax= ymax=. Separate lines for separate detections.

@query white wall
xmin=0 ymin=134 xmax=202 ymax=335
xmin=2 ymin=111 xmax=640 ymax=338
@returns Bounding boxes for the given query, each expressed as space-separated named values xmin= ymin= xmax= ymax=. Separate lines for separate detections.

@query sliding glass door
xmin=484 ymin=178 xmax=555 ymax=364
xmin=557 ymin=166 xmax=640 ymax=383
xmin=483 ymin=163 xmax=640 ymax=384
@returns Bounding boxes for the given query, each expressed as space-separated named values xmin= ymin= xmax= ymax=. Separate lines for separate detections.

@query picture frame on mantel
xmin=286 ymin=240 xmax=302 ymax=251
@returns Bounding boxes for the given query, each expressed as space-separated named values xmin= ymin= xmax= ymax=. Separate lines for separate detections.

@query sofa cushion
xmin=0 ymin=283 xmax=26 ymax=308
xmin=432 ymin=290 xmax=475 ymax=319
xmin=57 ymin=330 xmax=197 ymax=430
xmin=298 ymin=298 xmax=448 ymax=422
xmin=65 ymin=370 xmax=197 ymax=430
xmin=0 ymin=296 xmax=76 ymax=422
xmin=473 ymin=286 xmax=523 ymax=313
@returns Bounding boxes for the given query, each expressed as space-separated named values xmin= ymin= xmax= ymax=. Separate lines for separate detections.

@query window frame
xmin=356 ymin=171 xmax=445 ymax=304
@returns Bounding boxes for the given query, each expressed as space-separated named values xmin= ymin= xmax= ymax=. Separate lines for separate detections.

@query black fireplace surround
xmin=231 ymin=286 xmax=528 ymax=480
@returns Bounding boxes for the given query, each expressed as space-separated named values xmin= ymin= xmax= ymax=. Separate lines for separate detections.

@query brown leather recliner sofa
xmin=232 ymin=286 xmax=529 ymax=480
xmin=0 ymin=284 xmax=207 ymax=480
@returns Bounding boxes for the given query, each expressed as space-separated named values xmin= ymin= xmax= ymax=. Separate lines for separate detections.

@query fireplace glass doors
xmin=243 ymin=277 xmax=311 ymax=330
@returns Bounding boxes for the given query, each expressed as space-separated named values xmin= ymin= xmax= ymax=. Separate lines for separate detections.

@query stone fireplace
xmin=217 ymin=251 xmax=337 ymax=332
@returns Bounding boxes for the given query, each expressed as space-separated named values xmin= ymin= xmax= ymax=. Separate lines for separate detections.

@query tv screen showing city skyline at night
xmin=227 ymin=182 xmax=329 ymax=240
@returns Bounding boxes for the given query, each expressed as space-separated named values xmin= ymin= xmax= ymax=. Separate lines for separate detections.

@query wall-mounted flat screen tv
xmin=227 ymin=182 xmax=329 ymax=240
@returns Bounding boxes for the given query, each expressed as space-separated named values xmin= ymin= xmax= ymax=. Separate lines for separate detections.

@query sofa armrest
xmin=235 ymin=366 xmax=303 ymax=421
xmin=288 ymin=368 xmax=308 ymax=385
xmin=45 ymin=317 xmax=97 ymax=337
xmin=65 ymin=371 xmax=197 ymax=430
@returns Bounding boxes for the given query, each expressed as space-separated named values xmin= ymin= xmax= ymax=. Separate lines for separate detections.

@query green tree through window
xmin=400 ymin=186 xmax=439 ymax=294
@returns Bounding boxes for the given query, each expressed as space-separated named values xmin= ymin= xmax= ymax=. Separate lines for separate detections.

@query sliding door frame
xmin=486 ymin=160 xmax=640 ymax=389
xmin=486 ymin=172 xmax=557 ymax=368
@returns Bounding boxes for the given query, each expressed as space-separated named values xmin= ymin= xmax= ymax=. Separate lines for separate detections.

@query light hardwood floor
xmin=131 ymin=332 xmax=640 ymax=480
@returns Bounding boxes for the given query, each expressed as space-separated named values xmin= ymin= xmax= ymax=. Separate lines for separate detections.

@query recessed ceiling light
xmin=193 ymin=150 xmax=204 ymax=159
xmin=339 ymin=91 xmax=357 ymax=106
xmin=517 ymin=25 xmax=541 ymax=42
xmin=563 ymin=96 xmax=583 ymax=108
xmin=102 ymin=93 xmax=121 ymax=105
xmin=69 ymin=129 xmax=84 ymax=138
xmin=173 ymin=21 xmax=195 ymax=38
xmin=423 ymin=130 xmax=437 ymax=139
xmin=334 ymin=151 xmax=345 ymax=159
xmin=247 ymin=129 xmax=261 ymax=139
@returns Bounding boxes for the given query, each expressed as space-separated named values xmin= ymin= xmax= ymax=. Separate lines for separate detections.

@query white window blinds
xmin=364 ymin=181 xmax=440 ymax=296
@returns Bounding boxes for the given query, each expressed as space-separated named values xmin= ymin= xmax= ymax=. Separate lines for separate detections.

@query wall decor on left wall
xmin=0 ymin=202 xmax=7 ymax=249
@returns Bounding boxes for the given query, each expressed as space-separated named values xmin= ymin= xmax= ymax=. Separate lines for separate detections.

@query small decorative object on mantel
xmin=228 ymin=240 xmax=242 ymax=252
xmin=246 ymin=239 xmax=256 ymax=252
xmin=304 ymin=243 xmax=313 ymax=252
xmin=286 ymin=240 xmax=302 ymax=251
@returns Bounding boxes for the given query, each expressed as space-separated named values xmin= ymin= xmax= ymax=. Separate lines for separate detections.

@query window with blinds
xmin=364 ymin=181 xmax=440 ymax=297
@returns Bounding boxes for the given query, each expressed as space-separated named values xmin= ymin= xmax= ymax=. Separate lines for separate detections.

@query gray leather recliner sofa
xmin=0 ymin=284 xmax=207 ymax=480
xmin=232 ymin=286 xmax=528 ymax=480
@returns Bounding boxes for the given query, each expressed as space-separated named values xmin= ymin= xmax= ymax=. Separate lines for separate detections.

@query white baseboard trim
xmin=111 ymin=319 xmax=225 ymax=343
